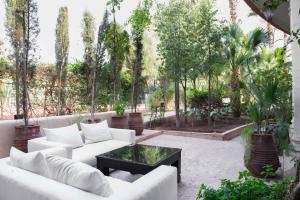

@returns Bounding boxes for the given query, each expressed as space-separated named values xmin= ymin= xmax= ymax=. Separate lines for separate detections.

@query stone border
xmin=161 ymin=123 xmax=254 ymax=141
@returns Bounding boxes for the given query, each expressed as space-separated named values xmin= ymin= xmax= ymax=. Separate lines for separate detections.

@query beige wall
xmin=0 ymin=112 xmax=116 ymax=158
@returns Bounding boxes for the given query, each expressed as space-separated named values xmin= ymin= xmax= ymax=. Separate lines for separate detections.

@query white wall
xmin=0 ymin=112 xmax=116 ymax=158
xmin=291 ymin=0 xmax=300 ymax=156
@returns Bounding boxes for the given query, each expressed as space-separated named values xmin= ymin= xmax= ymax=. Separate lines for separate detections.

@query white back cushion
xmin=10 ymin=147 xmax=48 ymax=177
xmin=46 ymin=155 xmax=113 ymax=197
xmin=44 ymin=124 xmax=84 ymax=148
xmin=80 ymin=120 xmax=112 ymax=144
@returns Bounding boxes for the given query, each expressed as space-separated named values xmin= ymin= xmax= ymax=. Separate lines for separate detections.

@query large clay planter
xmin=14 ymin=125 xmax=41 ymax=153
xmin=245 ymin=133 xmax=280 ymax=177
xmin=111 ymin=115 xmax=128 ymax=129
xmin=128 ymin=112 xmax=144 ymax=136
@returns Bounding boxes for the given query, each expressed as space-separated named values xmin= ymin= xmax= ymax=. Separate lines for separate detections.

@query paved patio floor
xmin=111 ymin=134 xmax=246 ymax=200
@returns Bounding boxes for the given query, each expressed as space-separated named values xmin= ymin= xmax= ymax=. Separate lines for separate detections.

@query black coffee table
xmin=96 ymin=144 xmax=182 ymax=182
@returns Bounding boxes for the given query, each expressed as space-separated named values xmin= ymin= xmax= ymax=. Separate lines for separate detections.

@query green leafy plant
xmin=114 ymin=102 xmax=126 ymax=116
xmin=197 ymin=170 xmax=292 ymax=200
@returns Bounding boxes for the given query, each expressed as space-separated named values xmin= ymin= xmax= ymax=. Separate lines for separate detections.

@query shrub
xmin=196 ymin=171 xmax=291 ymax=200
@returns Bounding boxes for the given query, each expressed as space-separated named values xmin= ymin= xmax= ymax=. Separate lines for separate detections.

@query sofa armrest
xmin=109 ymin=128 xmax=136 ymax=144
xmin=110 ymin=165 xmax=177 ymax=200
xmin=28 ymin=137 xmax=73 ymax=159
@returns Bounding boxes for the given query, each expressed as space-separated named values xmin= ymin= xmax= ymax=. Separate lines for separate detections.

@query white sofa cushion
xmin=46 ymin=155 xmax=113 ymax=197
xmin=80 ymin=120 xmax=113 ymax=144
xmin=44 ymin=124 xmax=84 ymax=148
xmin=10 ymin=147 xmax=48 ymax=177
xmin=73 ymin=140 xmax=130 ymax=166
xmin=0 ymin=162 xmax=105 ymax=200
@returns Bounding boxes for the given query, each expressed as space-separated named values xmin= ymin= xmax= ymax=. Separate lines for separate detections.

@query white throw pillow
xmin=80 ymin=120 xmax=112 ymax=144
xmin=10 ymin=147 xmax=48 ymax=177
xmin=46 ymin=155 xmax=113 ymax=197
xmin=44 ymin=124 xmax=84 ymax=148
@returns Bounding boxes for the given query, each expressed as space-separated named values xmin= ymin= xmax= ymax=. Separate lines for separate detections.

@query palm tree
xmin=224 ymin=23 xmax=267 ymax=117
xmin=229 ymin=0 xmax=238 ymax=22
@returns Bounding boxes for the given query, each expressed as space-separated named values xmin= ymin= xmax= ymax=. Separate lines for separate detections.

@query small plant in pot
xmin=242 ymin=79 xmax=280 ymax=177
xmin=14 ymin=0 xmax=41 ymax=152
xmin=111 ymin=102 xmax=128 ymax=129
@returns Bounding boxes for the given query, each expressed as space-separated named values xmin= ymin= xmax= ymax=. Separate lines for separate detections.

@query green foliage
xmin=197 ymin=170 xmax=292 ymax=200
xmin=113 ymin=101 xmax=126 ymax=116
xmin=130 ymin=0 xmax=152 ymax=37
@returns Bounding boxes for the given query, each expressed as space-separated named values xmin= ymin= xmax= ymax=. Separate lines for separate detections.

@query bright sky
xmin=0 ymin=0 xmax=284 ymax=64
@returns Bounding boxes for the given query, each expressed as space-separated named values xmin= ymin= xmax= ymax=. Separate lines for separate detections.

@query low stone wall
xmin=163 ymin=123 xmax=254 ymax=141
xmin=0 ymin=112 xmax=117 ymax=158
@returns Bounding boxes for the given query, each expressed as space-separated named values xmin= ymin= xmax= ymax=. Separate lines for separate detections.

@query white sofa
xmin=0 ymin=148 xmax=178 ymax=200
xmin=28 ymin=128 xmax=136 ymax=166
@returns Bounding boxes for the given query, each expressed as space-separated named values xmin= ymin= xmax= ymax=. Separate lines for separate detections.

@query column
xmin=291 ymin=0 xmax=300 ymax=157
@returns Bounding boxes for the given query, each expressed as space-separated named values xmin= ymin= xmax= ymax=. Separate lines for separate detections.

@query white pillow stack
xmin=45 ymin=155 xmax=113 ymax=197
xmin=80 ymin=120 xmax=113 ymax=144
xmin=44 ymin=124 xmax=84 ymax=148
xmin=10 ymin=147 xmax=48 ymax=177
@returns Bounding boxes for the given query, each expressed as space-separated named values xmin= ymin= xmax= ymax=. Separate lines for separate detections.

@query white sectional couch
xmin=0 ymin=147 xmax=178 ymax=200
xmin=28 ymin=128 xmax=135 ymax=166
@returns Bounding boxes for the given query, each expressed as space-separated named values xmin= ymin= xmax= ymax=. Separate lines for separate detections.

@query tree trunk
xmin=208 ymin=67 xmax=212 ymax=127
xmin=231 ymin=66 xmax=241 ymax=118
xmin=90 ymin=64 xmax=96 ymax=121
xmin=175 ymin=80 xmax=180 ymax=128
xmin=267 ymin=23 xmax=274 ymax=49
xmin=112 ymin=8 xmax=117 ymax=107
xmin=132 ymin=36 xmax=143 ymax=112
xmin=180 ymin=75 xmax=188 ymax=124
xmin=56 ymin=66 xmax=62 ymax=116
xmin=229 ymin=0 xmax=238 ymax=22
xmin=15 ymin=49 xmax=21 ymax=115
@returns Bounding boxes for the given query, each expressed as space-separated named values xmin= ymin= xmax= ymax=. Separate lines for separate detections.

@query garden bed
xmin=145 ymin=115 xmax=252 ymax=140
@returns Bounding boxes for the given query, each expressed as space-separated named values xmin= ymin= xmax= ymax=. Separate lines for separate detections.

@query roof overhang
xmin=244 ymin=0 xmax=290 ymax=34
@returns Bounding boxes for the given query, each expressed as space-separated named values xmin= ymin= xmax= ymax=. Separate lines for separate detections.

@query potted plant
xmin=242 ymin=79 xmax=280 ymax=177
xmin=14 ymin=0 xmax=41 ymax=152
xmin=111 ymin=102 xmax=128 ymax=129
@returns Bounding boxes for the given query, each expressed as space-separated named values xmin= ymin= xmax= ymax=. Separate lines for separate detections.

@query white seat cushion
xmin=46 ymin=155 xmax=113 ymax=197
xmin=72 ymin=140 xmax=130 ymax=166
xmin=80 ymin=121 xmax=112 ymax=144
xmin=44 ymin=124 xmax=84 ymax=148
xmin=106 ymin=176 xmax=131 ymax=193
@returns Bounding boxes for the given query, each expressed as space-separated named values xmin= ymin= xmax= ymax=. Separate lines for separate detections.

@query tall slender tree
xmin=90 ymin=10 xmax=109 ymax=121
xmin=107 ymin=0 xmax=124 ymax=105
xmin=17 ymin=0 xmax=40 ymax=125
xmin=5 ymin=0 xmax=24 ymax=115
xmin=155 ymin=0 xmax=191 ymax=127
xmin=129 ymin=0 xmax=152 ymax=112
xmin=55 ymin=7 xmax=69 ymax=116
xmin=81 ymin=10 xmax=95 ymax=104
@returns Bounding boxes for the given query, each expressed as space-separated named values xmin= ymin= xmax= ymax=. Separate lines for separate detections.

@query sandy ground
xmin=111 ymin=134 xmax=246 ymax=200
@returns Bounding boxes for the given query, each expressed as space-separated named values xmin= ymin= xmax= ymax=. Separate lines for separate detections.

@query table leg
xmin=99 ymin=166 xmax=110 ymax=176
xmin=172 ymin=158 xmax=181 ymax=183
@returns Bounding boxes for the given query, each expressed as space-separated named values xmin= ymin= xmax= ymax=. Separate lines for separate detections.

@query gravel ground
xmin=111 ymin=134 xmax=246 ymax=200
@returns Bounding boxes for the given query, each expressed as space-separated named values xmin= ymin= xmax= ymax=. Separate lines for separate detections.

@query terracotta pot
xmin=14 ymin=125 xmax=41 ymax=153
xmin=245 ymin=133 xmax=280 ymax=177
xmin=111 ymin=115 xmax=128 ymax=129
xmin=128 ymin=112 xmax=144 ymax=136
